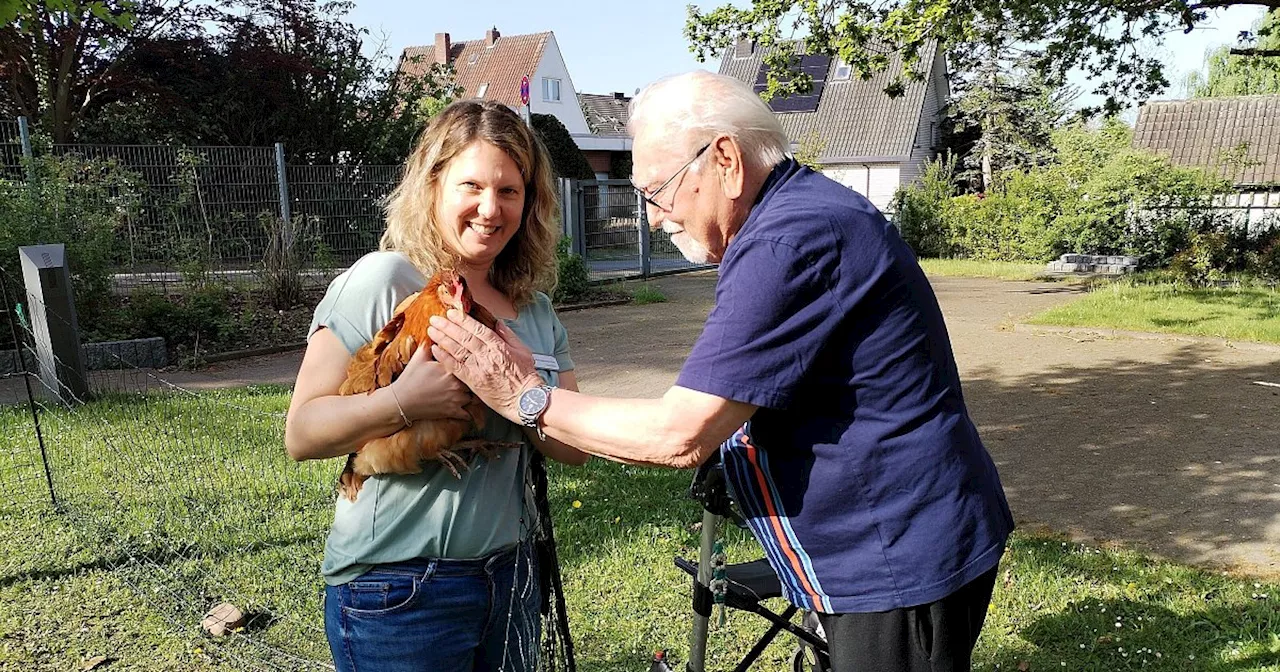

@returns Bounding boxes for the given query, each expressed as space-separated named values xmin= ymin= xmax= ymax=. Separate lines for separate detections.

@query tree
xmin=530 ymin=113 xmax=594 ymax=180
xmin=59 ymin=0 xmax=458 ymax=163
xmin=686 ymin=0 xmax=1280 ymax=116
xmin=1187 ymin=9 xmax=1280 ymax=96
xmin=951 ymin=58 xmax=1079 ymax=191
xmin=0 ymin=0 xmax=201 ymax=143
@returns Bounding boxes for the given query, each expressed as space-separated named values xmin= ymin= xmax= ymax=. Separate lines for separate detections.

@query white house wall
xmin=1217 ymin=190 xmax=1280 ymax=235
xmin=531 ymin=33 xmax=591 ymax=135
xmin=823 ymin=163 xmax=901 ymax=212
xmin=899 ymin=46 xmax=948 ymax=186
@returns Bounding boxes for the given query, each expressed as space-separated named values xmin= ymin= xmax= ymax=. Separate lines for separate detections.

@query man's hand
xmin=428 ymin=310 xmax=540 ymax=423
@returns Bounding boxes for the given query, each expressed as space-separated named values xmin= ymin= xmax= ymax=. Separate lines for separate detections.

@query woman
xmin=284 ymin=99 xmax=588 ymax=672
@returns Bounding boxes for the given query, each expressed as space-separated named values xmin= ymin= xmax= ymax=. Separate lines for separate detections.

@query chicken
xmin=335 ymin=269 xmax=516 ymax=502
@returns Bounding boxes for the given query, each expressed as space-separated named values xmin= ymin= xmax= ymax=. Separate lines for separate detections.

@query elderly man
xmin=427 ymin=70 xmax=1013 ymax=672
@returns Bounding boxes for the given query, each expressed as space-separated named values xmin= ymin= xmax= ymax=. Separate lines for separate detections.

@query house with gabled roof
xmin=397 ymin=28 xmax=631 ymax=180
xmin=718 ymin=41 xmax=949 ymax=212
xmin=1134 ymin=95 xmax=1280 ymax=218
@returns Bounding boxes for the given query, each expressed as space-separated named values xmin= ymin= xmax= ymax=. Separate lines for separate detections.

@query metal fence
xmin=3 ymin=117 xmax=708 ymax=294
xmin=1 ymin=119 xmax=401 ymax=294
xmin=562 ymin=178 xmax=713 ymax=281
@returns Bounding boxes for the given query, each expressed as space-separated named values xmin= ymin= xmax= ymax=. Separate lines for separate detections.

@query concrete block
xmin=0 ymin=337 xmax=167 ymax=376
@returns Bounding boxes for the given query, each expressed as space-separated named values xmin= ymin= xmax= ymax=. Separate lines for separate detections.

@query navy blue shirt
xmin=677 ymin=159 xmax=1013 ymax=613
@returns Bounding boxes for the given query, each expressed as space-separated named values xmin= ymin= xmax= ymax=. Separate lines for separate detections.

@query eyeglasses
xmin=632 ymin=143 xmax=710 ymax=212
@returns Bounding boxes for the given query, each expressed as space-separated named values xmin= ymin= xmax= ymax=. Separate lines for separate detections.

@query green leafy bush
xmin=0 ymin=154 xmax=139 ymax=333
xmin=891 ymin=119 xmax=1230 ymax=265
xmin=1169 ymin=231 xmax=1231 ymax=287
xmin=1246 ymin=229 xmax=1280 ymax=280
xmin=111 ymin=285 xmax=233 ymax=349
xmin=891 ymin=156 xmax=957 ymax=258
xmin=608 ymin=151 xmax=633 ymax=180
xmin=553 ymin=237 xmax=592 ymax=304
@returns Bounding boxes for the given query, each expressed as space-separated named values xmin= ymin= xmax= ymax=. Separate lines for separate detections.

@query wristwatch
xmin=517 ymin=384 xmax=553 ymax=440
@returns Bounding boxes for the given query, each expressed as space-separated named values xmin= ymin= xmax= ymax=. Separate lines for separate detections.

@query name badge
xmin=532 ymin=354 xmax=560 ymax=371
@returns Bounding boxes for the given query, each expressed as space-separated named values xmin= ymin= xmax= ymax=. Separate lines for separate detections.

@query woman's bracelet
xmin=387 ymin=384 xmax=412 ymax=427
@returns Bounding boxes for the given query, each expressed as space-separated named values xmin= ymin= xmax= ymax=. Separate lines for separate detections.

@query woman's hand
xmin=428 ymin=310 xmax=540 ymax=424
xmin=391 ymin=345 xmax=475 ymax=422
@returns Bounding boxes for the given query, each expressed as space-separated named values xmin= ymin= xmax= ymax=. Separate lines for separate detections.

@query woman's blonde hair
xmin=381 ymin=100 xmax=560 ymax=306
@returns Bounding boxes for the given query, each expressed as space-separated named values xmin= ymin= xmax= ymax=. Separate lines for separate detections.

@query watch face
xmin=520 ymin=387 xmax=548 ymax=414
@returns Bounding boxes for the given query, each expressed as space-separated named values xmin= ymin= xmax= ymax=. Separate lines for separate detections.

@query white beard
xmin=662 ymin=220 xmax=713 ymax=264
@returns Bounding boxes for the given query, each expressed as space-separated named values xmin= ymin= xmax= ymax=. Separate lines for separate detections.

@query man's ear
xmin=711 ymin=135 xmax=745 ymax=200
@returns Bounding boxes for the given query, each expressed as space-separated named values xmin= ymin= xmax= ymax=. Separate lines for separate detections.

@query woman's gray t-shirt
xmin=307 ymin=251 xmax=573 ymax=585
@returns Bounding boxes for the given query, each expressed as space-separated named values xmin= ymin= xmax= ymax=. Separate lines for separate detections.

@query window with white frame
xmin=542 ymin=77 xmax=561 ymax=102
xmin=476 ymin=83 xmax=488 ymax=97
xmin=833 ymin=58 xmax=852 ymax=81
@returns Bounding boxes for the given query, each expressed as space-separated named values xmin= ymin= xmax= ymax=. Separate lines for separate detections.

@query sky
xmin=346 ymin=0 xmax=1268 ymax=112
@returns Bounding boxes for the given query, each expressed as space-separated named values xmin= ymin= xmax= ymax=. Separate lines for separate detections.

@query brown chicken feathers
xmin=335 ymin=269 xmax=517 ymax=502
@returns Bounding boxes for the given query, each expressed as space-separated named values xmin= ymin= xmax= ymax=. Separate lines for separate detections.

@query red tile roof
xmin=400 ymin=31 xmax=550 ymax=108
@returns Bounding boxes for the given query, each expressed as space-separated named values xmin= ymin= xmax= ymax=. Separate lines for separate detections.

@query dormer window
xmin=833 ymin=58 xmax=852 ymax=81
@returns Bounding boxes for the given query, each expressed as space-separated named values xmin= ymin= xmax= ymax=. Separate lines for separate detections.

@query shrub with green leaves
xmin=891 ymin=119 xmax=1230 ymax=265
xmin=108 ymin=285 xmax=233 ymax=351
xmin=1169 ymin=231 xmax=1231 ymax=287
xmin=891 ymin=156 xmax=957 ymax=258
xmin=0 ymin=154 xmax=140 ymax=332
xmin=554 ymin=237 xmax=592 ymax=304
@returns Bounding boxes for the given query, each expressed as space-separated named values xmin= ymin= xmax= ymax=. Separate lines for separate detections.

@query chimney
xmin=734 ymin=39 xmax=754 ymax=58
xmin=613 ymin=92 xmax=625 ymax=100
xmin=485 ymin=26 xmax=500 ymax=47
xmin=434 ymin=32 xmax=451 ymax=65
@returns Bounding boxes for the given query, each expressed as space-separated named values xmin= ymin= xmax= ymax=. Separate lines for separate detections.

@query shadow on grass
xmin=994 ymin=597 xmax=1280 ymax=671
xmin=0 ymin=528 xmax=320 ymax=590
xmin=1150 ymin=315 xmax=1223 ymax=328
xmin=986 ymin=535 xmax=1280 ymax=668
xmin=1180 ymin=286 xmax=1280 ymax=322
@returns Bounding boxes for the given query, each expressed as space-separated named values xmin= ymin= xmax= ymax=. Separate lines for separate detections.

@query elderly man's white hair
xmin=628 ymin=71 xmax=790 ymax=172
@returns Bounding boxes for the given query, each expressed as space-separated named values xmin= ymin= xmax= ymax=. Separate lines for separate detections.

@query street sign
xmin=520 ymin=75 xmax=530 ymax=106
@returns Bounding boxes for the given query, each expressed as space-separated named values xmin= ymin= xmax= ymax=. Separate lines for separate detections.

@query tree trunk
xmin=980 ymin=56 xmax=997 ymax=192
xmin=981 ymin=143 xmax=993 ymax=193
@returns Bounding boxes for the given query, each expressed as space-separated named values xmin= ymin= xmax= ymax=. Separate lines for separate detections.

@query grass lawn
xmin=1028 ymin=280 xmax=1280 ymax=345
xmin=918 ymin=258 xmax=1049 ymax=281
xmin=2 ymin=387 xmax=1279 ymax=671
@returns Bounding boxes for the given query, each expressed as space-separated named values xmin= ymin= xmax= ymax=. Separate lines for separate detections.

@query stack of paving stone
xmin=1044 ymin=254 xmax=1139 ymax=275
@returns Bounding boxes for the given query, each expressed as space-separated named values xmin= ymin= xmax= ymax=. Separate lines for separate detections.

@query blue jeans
xmin=324 ymin=543 xmax=541 ymax=672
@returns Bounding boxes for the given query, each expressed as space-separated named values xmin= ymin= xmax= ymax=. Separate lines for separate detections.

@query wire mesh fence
xmin=1 ymin=120 xmax=403 ymax=298
xmin=568 ymin=179 xmax=714 ymax=281
xmin=0 ymin=119 xmax=25 ymax=181
xmin=287 ymin=163 xmax=401 ymax=270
